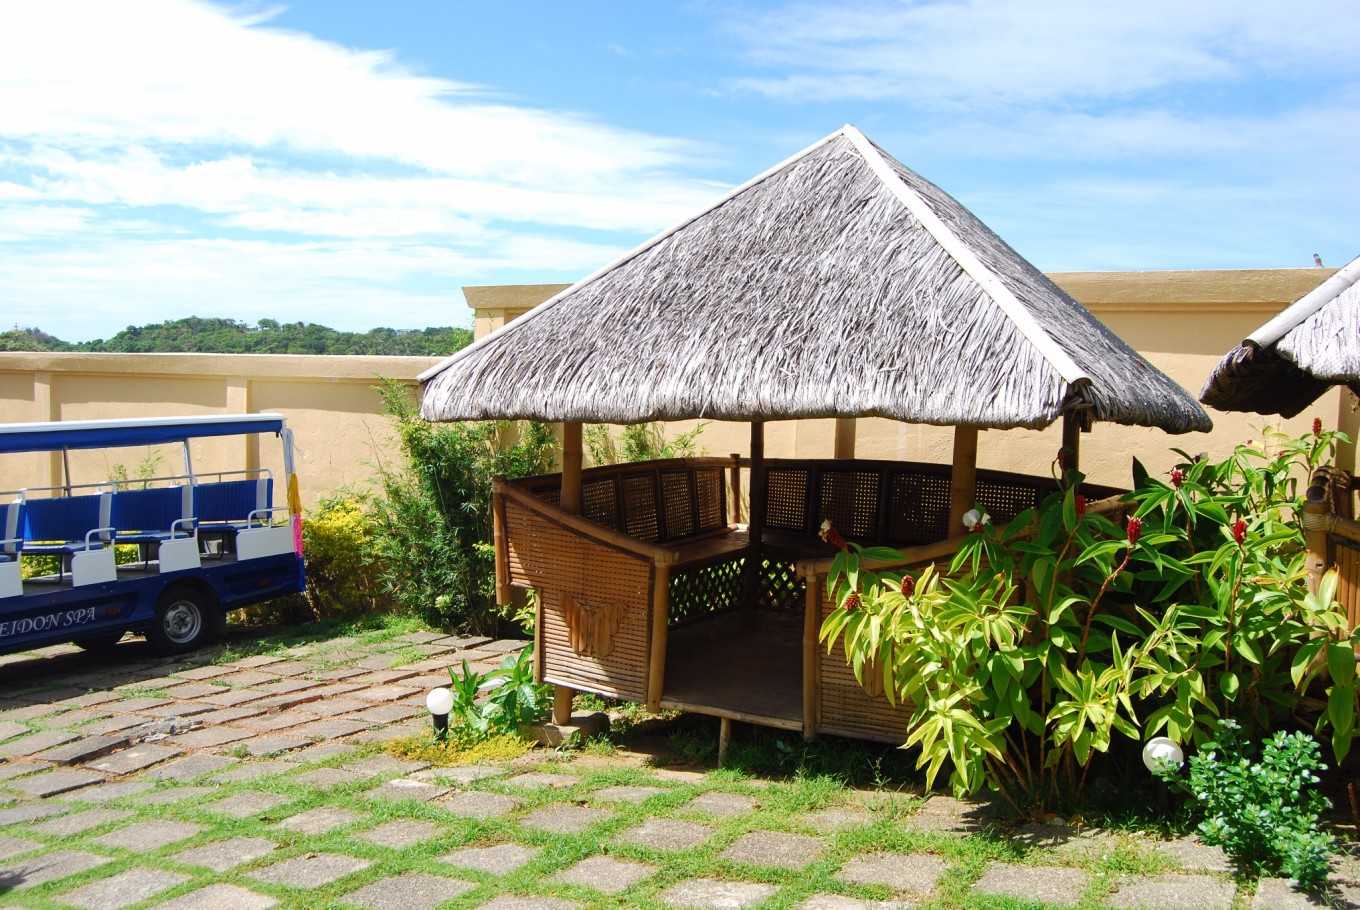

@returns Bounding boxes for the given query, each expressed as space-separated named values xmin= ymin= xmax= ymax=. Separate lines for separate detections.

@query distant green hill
xmin=0 ymin=317 xmax=473 ymax=356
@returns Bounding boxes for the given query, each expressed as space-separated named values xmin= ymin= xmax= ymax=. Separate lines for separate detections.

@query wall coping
xmin=0 ymin=351 xmax=440 ymax=380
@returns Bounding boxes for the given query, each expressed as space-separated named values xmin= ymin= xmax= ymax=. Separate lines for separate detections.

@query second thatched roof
xmin=421 ymin=125 xmax=1211 ymax=433
xmin=1200 ymin=254 xmax=1360 ymax=417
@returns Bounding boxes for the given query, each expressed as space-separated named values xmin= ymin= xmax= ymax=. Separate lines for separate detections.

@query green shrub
xmin=583 ymin=421 xmax=706 ymax=465
xmin=443 ymin=647 xmax=551 ymax=743
xmin=1166 ymin=720 xmax=1334 ymax=887
xmin=300 ymin=496 xmax=383 ymax=619
xmin=371 ymin=380 xmax=555 ymax=630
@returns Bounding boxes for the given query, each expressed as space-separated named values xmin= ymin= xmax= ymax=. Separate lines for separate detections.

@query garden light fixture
xmin=426 ymin=686 xmax=453 ymax=740
xmin=1142 ymin=736 xmax=1184 ymax=774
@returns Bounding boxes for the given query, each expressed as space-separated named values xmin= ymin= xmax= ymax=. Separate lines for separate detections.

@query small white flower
xmin=961 ymin=509 xmax=990 ymax=531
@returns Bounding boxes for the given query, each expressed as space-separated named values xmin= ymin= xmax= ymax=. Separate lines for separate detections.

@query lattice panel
xmin=695 ymin=469 xmax=725 ymax=531
xmin=815 ymin=581 xmax=913 ymax=743
xmin=758 ymin=557 xmax=806 ymax=613
xmin=766 ymin=468 xmax=809 ymax=531
xmin=819 ymin=470 xmax=880 ymax=539
xmin=582 ymin=479 xmax=619 ymax=529
xmin=1334 ymin=537 xmax=1360 ymax=631
xmin=669 ymin=554 xmax=745 ymax=627
xmin=886 ymin=470 xmax=951 ymax=544
xmin=976 ymin=478 xmax=1041 ymax=527
xmin=661 ymin=472 xmax=696 ymax=539
xmin=620 ymin=475 xmax=660 ymax=542
xmin=503 ymin=498 xmax=651 ymax=701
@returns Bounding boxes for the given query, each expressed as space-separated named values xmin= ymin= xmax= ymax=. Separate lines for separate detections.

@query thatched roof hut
xmin=1200 ymin=254 xmax=1360 ymax=417
xmin=421 ymin=125 xmax=1209 ymax=434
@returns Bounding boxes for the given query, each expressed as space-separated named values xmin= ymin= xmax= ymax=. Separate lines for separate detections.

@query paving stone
xmin=353 ymin=685 xmax=421 ymax=703
xmin=367 ymin=777 xmax=450 ymax=803
xmin=341 ymin=872 xmax=475 ymax=910
xmin=0 ymin=728 xmax=78 ymax=756
xmin=199 ymin=687 xmax=269 ymax=706
xmin=293 ymin=766 xmax=364 ymax=789
xmin=0 ymin=799 xmax=67 ymax=826
xmin=58 ymin=867 xmax=189 ymax=909
xmin=163 ymin=681 xmax=225 ymax=699
xmin=173 ymin=835 xmax=277 ymax=872
xmin=145 ymin=752 xmax=238 ymax=780
xmin=168 ymin=725 xmax=254 ymax=750
xmin=277 ymin=805 xmax=364 ymax=835
xmin=230 ymin=655 xmax=286 ymax=669
xmin=1153 ymin=836 xmax=1233 ymax=873
xmin=32 ymin=733 xmax=131 ymax=764
xmin=552 ymin=855 xmax=656 ymax=894
xmin=592 ymin=784 xmax=666 ymax=804
xmin=721 ymin=829 xmax=825 ymax=869
xmin=344 ymin=754 xmax=430 ymax=777
xmin=685 ymin=791 xmax=758 ymax=817
xmin=0 ymin=849 xmax=110 ymax=889
xmin=359 ymin=818 xmax=441 ymax=849
xmin=316 ymin=666 xmax=369 ymax=681
xmin=292 ymin=717 xmax=371 ymax=739
xmin=248 ymin=852 xmax=370 ymax=889
xmin=86 ymin=743 xmax=182 ymax=775
xmin=796 ymin=897 xmax=913 ymax=910
xmin=64 ymin=780 xmax=154 ymax=803
xmin=803 ymin=806 xmax=872 ymax=832
xmin=172 ymin=664 xmax=235 ymax=681
xmin=237 ymin=732 xmax=312 ymax=756
xmin=615 ymin=817 xmax=714 ymax=851
xmin=1252 ymin=877 xmax=1329 ymax=909
xmin=440 ymin=842 xmax=539 ymax=875
xmin=520 ymin=803 xmax=611 ymax=834
xmin=209 ymin=789 xmax=291 ymax=818
xmin=213 ymin=758 xmax=297 ymax=782
xmin=0 ymin=760 xmax=43 ymax=782
xmin=154 ymin=883 xmax=279 ymax=909
xmin=1009 ymin=822 xmax=1117 ymax=855
xmin=0 ymin=833 xmax=41 ymax=859
xmin=505 ymin=770 xmax=578 ymax=790
xmin=68 ymin=715 xmax=151 ymax=736
xmin=836 ymin=853 xmax=947 ymax=896
xmin=973 ymin=863 xmax=1087 ymax=907
xmin=217 ymin=670 xmax=276 ymax=687
xmin=235 ymin=710 xmax=321 ymax=733
xmin=110 ymin=697 xmax=172 ymax=714
xmin=141 ymin=785 xmax=215 ymax=805
xmin=32 ymin=807 xmax=131 ymax=836
xmin=432 ymin=764 xmax=506 ymax=785
xmin=7 ymin=766 xmax=103 ymax=797
xmin=354 ymin=704 xmax=424 ymax=724
xmin=192 ymin=705 xmax=265 ymax=725
xmin=1108 ymin=874 xmax=1236 ymax=910
xmin=92 ymin=819 xmax=202 ymax=851
xmin=290 ymin=741 xmax=360 ymax=763
xmin=660 ymin=878 xmax=778 ymax=908
xmin=475 ymin=897 xmax=580 ymax=910
xmin=56 ymin=691 xmax=122 ymax=709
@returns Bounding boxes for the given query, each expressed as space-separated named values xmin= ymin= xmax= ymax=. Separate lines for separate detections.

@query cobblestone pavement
xmin=0 ymin=628 xmax=1356 ymax=909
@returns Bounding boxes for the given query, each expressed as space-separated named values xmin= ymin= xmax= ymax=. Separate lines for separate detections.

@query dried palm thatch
xmin=421 ymin=126 xmax=1210 ymax=433
xmin=1201 ymin=254 xmax=1360 ymax=417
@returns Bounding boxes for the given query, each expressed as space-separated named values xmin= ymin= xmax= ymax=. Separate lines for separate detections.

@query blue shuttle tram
xmin=0 ymin=414 xmax=305 ymax=657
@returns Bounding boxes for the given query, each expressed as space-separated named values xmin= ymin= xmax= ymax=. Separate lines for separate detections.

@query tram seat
xmin=22 ymin=493 xmax=113 ymax=556
xmin=196 ymin=478 xmax=275 ymax=535
xmin=111 ymin=486 xmax=195 ymax=545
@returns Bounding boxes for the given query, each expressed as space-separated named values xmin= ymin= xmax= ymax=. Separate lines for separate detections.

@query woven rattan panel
xmin=504 ymin=499 xmax=651 ymax=701
xmin=758 ymin=558 xmax=806 ymax=613
xmin=885 ymin=471 xmax=950 ymax=545
xmin=582 ymin=479 xmax=619 ymax=529
xmin=820 ymin=470 xmax=880 ymax=539
xmin=695 ymin=469 xmax=725 ymax=531
xmin=1334 ymin=537 xmax=1360 ymax=630
xmin=669 ymin=553 xmax=745 ymax=627
xmin=661 ymin=472 xmax=696 ymax=539
xmin=766 ymin=467 xmax=809 ymax=532
xmin=815 ymin=585 xmax=912 ymax=743
xmin=620 ymin=475 xmax=660 ymax=542
xmin=975 ymin=477 xmax=1041 ymax=527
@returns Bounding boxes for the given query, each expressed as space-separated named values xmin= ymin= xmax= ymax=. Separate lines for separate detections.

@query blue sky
xmin=1 ymin=1 xmax=1356 ymax=340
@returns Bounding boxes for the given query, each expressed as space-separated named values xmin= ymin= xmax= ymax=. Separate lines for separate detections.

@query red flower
xmin=1126 ymin=516 xmax=1142 ymax=546
xmin=819 ymin=520 xmax=847 ymax=551
xmin=899 ymin=575 xmax=915 ymax=597
xmin=1233 ymin=517 xmax=1247 ymax=546
xmin=842 ymin=591 xmax=861 ymax=611
xmin=1075 ymin=494 xmax=1087 ymax=517
xmin=1314 ymin=417 xmax=1323 ymax=437
xmin=1170 ymin=468 xmax=1184 ymax=489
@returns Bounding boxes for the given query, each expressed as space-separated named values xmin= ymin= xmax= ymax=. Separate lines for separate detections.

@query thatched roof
xmin=421 ymin=125 xmax=1211 ymax=433
xmin=1201 ymin=254 xmax=1360 ymax=417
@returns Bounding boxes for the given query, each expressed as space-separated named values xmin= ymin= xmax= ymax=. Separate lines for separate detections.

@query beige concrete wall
xmin=0 ymin=352 xmax=439 ymax=506
xmin=472 ymin=269 xmax=1353 ymax=489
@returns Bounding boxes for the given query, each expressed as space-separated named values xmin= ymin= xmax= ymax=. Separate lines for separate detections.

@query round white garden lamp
xmin=426 ymin=687 xmax=454 ymax=741
xmin=1142 ymin=736 xmax=1184 ymax=774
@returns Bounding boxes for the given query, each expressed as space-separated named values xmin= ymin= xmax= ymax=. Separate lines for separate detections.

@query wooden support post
xmin=492 ymin=493 xmax=512 ymax=608
xmin=1304 ymin=474 xmax=1333 ymax=593
xmin=1338 ymin=389 xmax=1360 ymax=480
xmin=1061 ymin=413 xmax=1081 ymax=476
xmin=948 ymin=426 xmax=979 ymax=534
xmin=833 ymin=417 xmax=856 ymax=459
xmin=560 ymin=422 xmax=583 ymax=514
xmin=718 ymin=716 xmax=732 ymax=767
xmin=743 ymin=422 xmax=767 ymax=606
xmin=803 ymin=574 xmax=820 ymax=742
xmin=647 ymin=562 xmax=671 ymax=712
xmin=552 ymin=686 xmax=574 ymax=725
xmin=729 ymin=453 xmax=743 ymax=525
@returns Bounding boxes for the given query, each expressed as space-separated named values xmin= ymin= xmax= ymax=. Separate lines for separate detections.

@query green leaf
xmin=1328 ymin=643 xmax=1356 ymax=686
xmin=1219 ymin=671 xmax=1239 ymax=699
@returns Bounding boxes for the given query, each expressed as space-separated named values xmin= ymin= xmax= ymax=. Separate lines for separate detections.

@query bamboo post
xmin=1060 ymin=413 xmax=1081 ymax=475
xmin=647 ymin=562 xmax=671 ymax=711
xmin=492 ymin=492 xmax=512 ymax=608
xmin=947 ymin=426 xmax=979 ymax=533
xmin=1304 ymin=472 xmax=1333 ymax=593
xmin=743 ymin=422 xmax=767 ymax=606
xmin=729 ymin=452 xmax=743 ymax=525
xmin=553 ymin=421 xmax=584 ymax=719
xmin=803 ymin=574 xmax=820 ymax=741
xmin=718 ymin=716 xmax=732 ymax=767
xmin=833 ymin=417 xmax=856 ymax=459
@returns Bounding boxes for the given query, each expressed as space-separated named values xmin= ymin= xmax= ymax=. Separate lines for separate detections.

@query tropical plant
xmin=820 ymin=425 xmax=1358 ymax=811
xmin=584 ymin=421 xmax=706 ymax=465
xmin=299 ymin=496 xmax=384 ymax=619
xmin=444 ymin=648 xmax=551 ymax=742
xmin=1162 ymin=719 xmax=1334 ymax=888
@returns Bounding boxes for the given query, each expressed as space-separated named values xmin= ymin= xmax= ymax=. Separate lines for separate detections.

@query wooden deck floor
xmin=662 ymin=609 xmax=803 ymax=730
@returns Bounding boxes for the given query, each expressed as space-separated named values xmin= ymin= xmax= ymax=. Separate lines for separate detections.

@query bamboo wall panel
xmin=815 ymin=586 xmax=913 ymax=743
xmin=1334 ymin=536 xmax=1360 ymax=629
xmin=504 ymin=498 xmax=652 ymax=701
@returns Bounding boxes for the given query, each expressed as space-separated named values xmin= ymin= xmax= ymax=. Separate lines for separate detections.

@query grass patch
xmin=386 ymin=732 xmax=533 ymax=767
